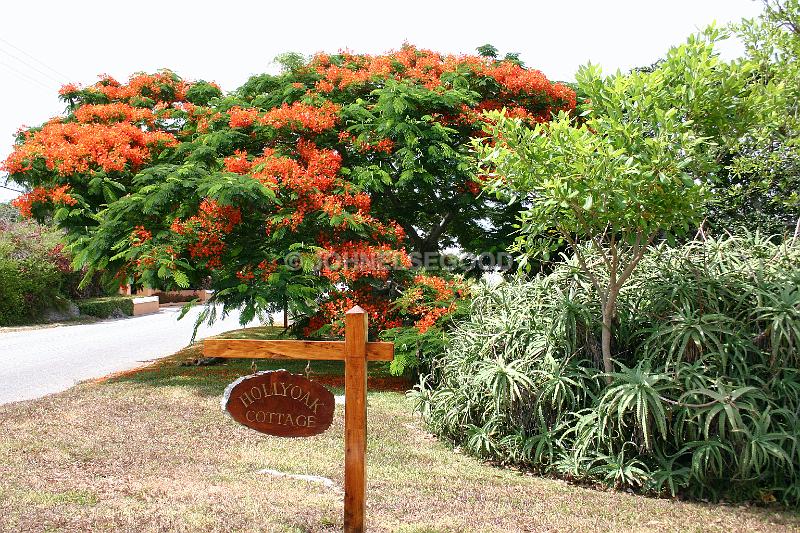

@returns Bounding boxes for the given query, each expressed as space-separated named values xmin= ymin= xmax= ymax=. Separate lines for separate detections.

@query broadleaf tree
xmin=475 ymin=32 xmax=747 ymax=378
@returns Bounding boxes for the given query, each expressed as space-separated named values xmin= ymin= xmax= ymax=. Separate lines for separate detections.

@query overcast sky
xmin=0 ymin=0 xmax=764 ymax=202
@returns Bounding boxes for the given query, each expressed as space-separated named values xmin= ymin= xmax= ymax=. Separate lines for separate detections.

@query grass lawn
xmin=0 ymin=326 xmax=798 ymax=532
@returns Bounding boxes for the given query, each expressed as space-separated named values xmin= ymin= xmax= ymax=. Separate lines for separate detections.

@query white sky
xmin=0 ymin=0 xmax=763 ymax=202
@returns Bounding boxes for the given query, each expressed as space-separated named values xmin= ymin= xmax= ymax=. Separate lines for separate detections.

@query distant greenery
xmin=0 ymin=257 xmax=63 ymax=326
xmin=412 ymin=234 xmax=800 ymax=504
xmin=0 ymin=201 xmax=20 ymax=225
xmin=713 ymin=0 xmax=800 ymax=232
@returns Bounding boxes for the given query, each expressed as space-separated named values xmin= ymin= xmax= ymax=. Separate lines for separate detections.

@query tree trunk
xmin=601 ymin=287 xmax=619 ymax=382
xmin=601 ymin=307 xmax=614 ymax=378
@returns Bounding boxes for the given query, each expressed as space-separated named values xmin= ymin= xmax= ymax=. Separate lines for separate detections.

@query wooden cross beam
xmin=203 ymin=339 xmax=394 ymax=361
xmin=204 ymin=305 xmax=392 ymax=533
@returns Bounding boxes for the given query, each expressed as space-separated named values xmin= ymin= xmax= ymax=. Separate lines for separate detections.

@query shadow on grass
xmin=106 ymin=325 xmax=407 ymax=397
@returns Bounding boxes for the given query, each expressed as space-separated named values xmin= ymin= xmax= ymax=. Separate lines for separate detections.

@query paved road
xmin=0 ymin=306 xmax=262 ymax=405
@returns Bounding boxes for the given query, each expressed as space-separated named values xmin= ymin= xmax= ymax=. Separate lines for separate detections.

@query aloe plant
xmin=412 ymin=233 xmax=800 ymax=504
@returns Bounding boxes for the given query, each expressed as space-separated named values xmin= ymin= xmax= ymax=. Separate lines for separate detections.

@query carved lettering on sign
xmin=221 ymin=370 xmax=335 ymax=437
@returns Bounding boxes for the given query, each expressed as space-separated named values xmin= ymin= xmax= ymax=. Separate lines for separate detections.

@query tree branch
xmin=562 ymin=230 xmax=607 ymax=304
xmin=424 ymin=210 xmax=456 ymax=250
xmin=617 ymin=230 xmax=658 ymax=287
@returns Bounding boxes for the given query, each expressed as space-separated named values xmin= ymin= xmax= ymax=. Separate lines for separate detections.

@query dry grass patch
xmin=0 ymin=328 xmax=797 ymax=532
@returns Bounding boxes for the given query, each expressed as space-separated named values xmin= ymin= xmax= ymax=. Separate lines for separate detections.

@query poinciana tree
xmin=3 ymin=45 xmax=574 ymax=335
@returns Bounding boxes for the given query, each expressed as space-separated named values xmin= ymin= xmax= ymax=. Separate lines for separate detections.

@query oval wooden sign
xmin=221 ymin=370 xmax=335 ymax=437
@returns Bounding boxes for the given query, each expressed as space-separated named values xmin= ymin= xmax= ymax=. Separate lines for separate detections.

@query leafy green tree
xmin=273 ymin=52 xmax=307 ymax=73
xmin=612 ymin=6 xmax=800 ymax=234
xmin=475 ymin=34 xmax=737 ymax=376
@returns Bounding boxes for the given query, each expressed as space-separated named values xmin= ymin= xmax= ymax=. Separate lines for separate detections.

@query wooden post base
xmin=344 ymin=306 xmax=367 ymax=533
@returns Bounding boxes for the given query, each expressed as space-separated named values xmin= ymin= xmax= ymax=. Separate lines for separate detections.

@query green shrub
xmin=76 ymin=296 xmax=134 ymax=318
xmin=0 ymin=205 xmax=113 ymax=326
xmin=411 ymin=233 xmax=800 ymax=505
xmin=0 ymin=257 xmax=63 ymax=326
xmin=0 ymin=213 xmax=68 ymax=326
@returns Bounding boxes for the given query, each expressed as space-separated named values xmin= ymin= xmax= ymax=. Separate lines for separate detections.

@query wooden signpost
xmin=204 ymin=305 xmax=394 ymax=533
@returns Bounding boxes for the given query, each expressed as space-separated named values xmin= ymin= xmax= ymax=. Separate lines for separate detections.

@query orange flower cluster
xmin=223 ymin=150 xmax=252 ymax=174
xmin=130 ymin=226 xmax=152 ymax=247
xmin=296 ymin=139 xmax=341 ymax=182
xmin=236 ymin=268 xmax=255 ymax=281
xmin=228 ymin=106 xmax=259 ymax=128
xmin=233 ymin=258 xmax=282 ymax=284
xmin=248 ymin=140 xmax=349 ymax=231
xmin=261 ymin=101 xmax=340 ymax=132
xmin=9 ymin=72 xmax=204 ymax=180
xmin=228 ymin=141 xmax=401 ymax=240
xmin=482 ymin=62 xmax=575 ymax=108
xmin=370 ymin=138 xmax=395 ymax=154
xmin=228 ymin=102 xmax=340 ymax=133
xmin=63 ymin=72 xmax=189 ymax=103
xmin=172 ymin=199 xmax=243 ymax=269
xmin=402 ymin=274 xmax=466 ymax=333
xmin=413 ymin=305 xmax=455 ymax=334
xmin=311 ymin=48 xmax=441 ymax=91
xmin=318 ymin=241 xmax=411 ymax=282
xmin=258 ymin=258 xmax=278 ymax=274
xmin=413 ymin=274 xmax=456 ymax=299
xmin=337 ymin=131 xmax=394 ymax=154
xmin=303 ymin=286 xmax=403 ymax=337
xmin=309 ymin=45 xmax=576 ymax=112
xmin=251 ymin=150 xmax=301 ymax=188
xmin=11 ymin=185 xmax=77 ymax=217
xmin=2 ymin=120 xmax=177 ymax=175
xmin=58 ymin=83 xmax=79 ymax=96
xmin=74 ymin=103 xmax=154 ymax=124
xmin=339 ymin=190 xmax=372 ymax=213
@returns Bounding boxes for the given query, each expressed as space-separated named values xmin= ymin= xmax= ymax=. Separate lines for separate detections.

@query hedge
xmin=76 ymin=296 xmax=135 ymax=319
